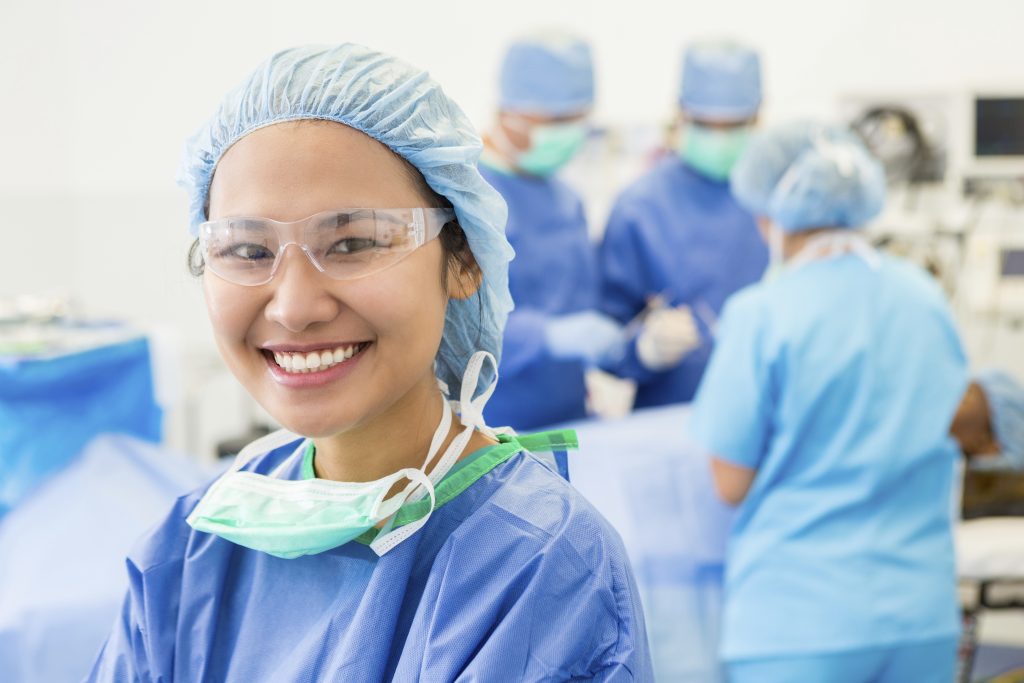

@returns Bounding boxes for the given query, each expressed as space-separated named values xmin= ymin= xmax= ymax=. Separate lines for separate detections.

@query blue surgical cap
xmin=730 ymin=122 xmax=887 ymax=232
xmin=976 ymin=370 xmax=1024 ymax=470
xmin=680 ymin=41 xmax=762 ymax=121
xmin=177 ymin=44 xmax=514 ymax=398
xmin=499 ymin=33 xmax=594 ymax=116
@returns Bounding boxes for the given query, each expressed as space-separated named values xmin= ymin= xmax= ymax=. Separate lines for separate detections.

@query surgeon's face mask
xmin=679 ymin=123 xmax=751 ymax=182
xmin=499 ymin=117 xmax=588 ymax=177
xmin=187 ymin=351 xmax=499 ymax=559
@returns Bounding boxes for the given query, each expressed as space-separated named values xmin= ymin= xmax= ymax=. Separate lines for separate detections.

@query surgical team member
xmin=481 ymin=33 xmax=624 ymax=430
xmin=598 ymin=41 xmax=769 ymax=408
xmin=952 ymin=370 xmax=1024 ymax=470
xmin=87 ymin=44 xmax=652 ymax=682
xmin=692 ymin=122 xmax=967 ymax=683
xmin=953 ymin=371 xmax=1024 ymax=517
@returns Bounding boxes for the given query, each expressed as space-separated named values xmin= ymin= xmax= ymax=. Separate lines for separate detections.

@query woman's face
xmin=205 ymin=122 xmax=462 ymax=438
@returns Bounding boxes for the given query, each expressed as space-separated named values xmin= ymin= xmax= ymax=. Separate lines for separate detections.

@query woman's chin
xmin=262 ymin=405 xmax=358 ymax=440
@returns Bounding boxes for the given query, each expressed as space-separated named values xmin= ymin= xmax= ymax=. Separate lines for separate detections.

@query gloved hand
xmin=585 ymin=369 xmax=637 ymax=420
xmin=544 ymin=311 xmax=624 ymax=366
xmin=636 ymin=305 xmax=701 ymax=371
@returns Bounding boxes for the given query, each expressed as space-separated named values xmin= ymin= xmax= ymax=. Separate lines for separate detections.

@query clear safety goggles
xmin=198 ymin=208 xmax=456 ymax=286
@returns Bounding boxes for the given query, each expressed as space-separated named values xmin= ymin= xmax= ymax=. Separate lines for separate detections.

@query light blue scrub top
xmin=691 ymin=252 xmax=967 ymax=660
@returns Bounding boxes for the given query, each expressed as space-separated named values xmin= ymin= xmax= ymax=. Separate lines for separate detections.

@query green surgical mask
xmin=516 ymin=122 xmax=588 ymax=177
xmin=679 ymin=124 xmax=751 ymax=182
xmin=187 ymin=352 xmax=497 ymax=559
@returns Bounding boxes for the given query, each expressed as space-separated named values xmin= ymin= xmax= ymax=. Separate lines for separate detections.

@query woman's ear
xmin=446 ymin=247 xmax=483 ymax=300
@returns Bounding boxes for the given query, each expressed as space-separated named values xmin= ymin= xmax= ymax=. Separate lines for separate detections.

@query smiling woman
xmin=85 ymin=44 xmax=652 ymax=682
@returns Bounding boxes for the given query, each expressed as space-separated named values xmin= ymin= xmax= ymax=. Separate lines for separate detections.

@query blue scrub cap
xmin=977 ymin=370 xmax=1024 ymax=469
xmin=177 ymin=44 xmax=514 ymax=398
xmin=730 ymin=122 xmax=887 ymax=232
xmin=679 ymin=41 xmax=762 ymax=121
xmin=499 ymin=32 xmax=595 ymax=116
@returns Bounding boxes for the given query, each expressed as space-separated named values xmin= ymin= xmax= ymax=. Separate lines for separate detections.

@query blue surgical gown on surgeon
xmin=598 ymin=157 xmax=768 ymax=408
xmin=691 ymin=253 xmax=968 ymax=662
xmin=480 ymin=163 xmax=601 ymax=430
xmin=86 ymin=435 xmax=653 ymax=682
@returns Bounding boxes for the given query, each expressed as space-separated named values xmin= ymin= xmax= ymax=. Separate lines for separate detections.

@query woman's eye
xmin=327 ymin=237 xmax=379 ymax=255
xmin=221 ymin=243 xmax=275 ymax=261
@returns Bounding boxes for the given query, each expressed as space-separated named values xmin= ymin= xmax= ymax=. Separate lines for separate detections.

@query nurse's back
xmin=692 ymin=122 xmax=968 ymax=680
xmin=720 ymin=253 xmax=966 ymax=657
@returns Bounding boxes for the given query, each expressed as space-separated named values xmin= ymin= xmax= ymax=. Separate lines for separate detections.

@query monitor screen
xmin=976 ymin=98 xmax=1024 ymax=157
xmin=1001 ymin=248 xmax=1024 ymax=277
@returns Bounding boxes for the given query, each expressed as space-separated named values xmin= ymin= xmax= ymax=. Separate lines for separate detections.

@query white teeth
xmin=270 ymin=343 xmax=365 ymax=374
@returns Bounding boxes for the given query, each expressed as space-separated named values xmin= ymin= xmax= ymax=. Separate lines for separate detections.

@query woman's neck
xmin=310 ymin=370 xmax=496 ymax=483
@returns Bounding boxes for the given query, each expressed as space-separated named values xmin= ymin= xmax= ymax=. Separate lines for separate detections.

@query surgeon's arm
xmin=689 ymin=293 xmax=771 ymax=506
xmin=710 ymin=456 xmax=757 ymax=506
xmin=596 ymin=203 xmax=665 ymax=381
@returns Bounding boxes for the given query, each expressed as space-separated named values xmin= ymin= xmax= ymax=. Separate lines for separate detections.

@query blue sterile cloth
xmin=0 ymin=435 xmax=210 ymax=683
xmin=0 ymin=336 xmax=162 ymax=517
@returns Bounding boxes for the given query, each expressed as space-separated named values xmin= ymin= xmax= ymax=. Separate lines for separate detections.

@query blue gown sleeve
xmin=85 ymin=493 xmax=197 ymax=683
xmin=596 ymin=198 xmax=661 ymax=384
xmin=84 ymin=564 xmax=148 ymax=682
xmin=500 ymin=308 xmax=556 ymax=377
xmin=690 ymin=291 xmax=773 ymax=469
xmin=598 ymin=198 xmax=650 ymax=325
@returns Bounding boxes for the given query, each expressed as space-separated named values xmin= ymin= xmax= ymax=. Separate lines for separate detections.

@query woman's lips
xmin=262 ymin=342 xmax=370 ymax=388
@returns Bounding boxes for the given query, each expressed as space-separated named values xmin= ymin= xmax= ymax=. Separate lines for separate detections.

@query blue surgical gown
xmin=691 ymin=253 xmax=968 ymax=661
xmin=598 ymin=157 xmax=767 ymax=408
xmin=480 ymin=163 xmax=601 ymax=430
xmin=87 ymin=435 xmax=653 ymax=682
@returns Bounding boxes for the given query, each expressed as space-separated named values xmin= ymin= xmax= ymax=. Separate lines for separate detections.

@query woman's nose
xmin=263 ymin=246 xmax=342 ymax=332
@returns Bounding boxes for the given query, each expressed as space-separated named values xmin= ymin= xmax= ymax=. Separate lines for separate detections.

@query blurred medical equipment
xmin=959 ymin=226 xmax=1024 ymax=319
xmin=970 ymin=94 xmax=1024 ymax=175
xmin=956 ymin=518 xmax=1024 ymax=683
xmin=851 ymin=105 xmax=947 ymax=184
xmin=0 ymin=434 xmax=211 ymax=683
xmin=0 ymin=300 xmax=164 ymax=516
xmin=839 ymin=89 xmax=1024 ymax=386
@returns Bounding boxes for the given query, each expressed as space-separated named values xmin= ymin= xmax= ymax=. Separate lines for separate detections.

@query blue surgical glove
xmin=544 ymin=311 xmax=624 ymax=365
